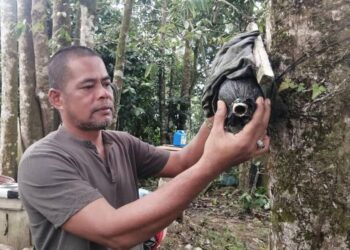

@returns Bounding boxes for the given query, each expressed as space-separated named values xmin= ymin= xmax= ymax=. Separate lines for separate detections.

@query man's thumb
xmin=213 ymin=100 xmax=227 ymax=130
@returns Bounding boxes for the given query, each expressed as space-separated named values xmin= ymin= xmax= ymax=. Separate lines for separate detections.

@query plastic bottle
xmin=173 ymin=130 xmax=187 ymax=147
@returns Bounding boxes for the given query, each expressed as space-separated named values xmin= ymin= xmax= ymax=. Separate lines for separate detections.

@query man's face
xmin=59 ymin=56 xmax=114 ymax=131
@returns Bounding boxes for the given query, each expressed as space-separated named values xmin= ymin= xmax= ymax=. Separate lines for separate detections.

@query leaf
xmin=184 ymin=20 xmax=190 ymax=30
xmin=122 ymin=86 xmax=136 ymax=94
xmin=129 ymin=87 xmax=136 ymax=95
xmin=141 ymin=82 xmax=152 ymax=87
xmin=15 ymin=21 xmax=27 ymax=39
xmin=296 ymin=83 xmax=306 ymax=93
xmin=133 ymin=107 xmax=145 ymax=116
xmin=32 ymin=22 xmax=45 ymax=33
xmin=158 ymin=25 xmax=167 ymax=34
xmin=311 ymin=83 xmax=326 ymax=100
xmin=144 ymin=63 xmax=155 ymax=78
xmin=189 ymin=1 xmax=196 ymax=18
xmin=278 ymin=79 xmax=296 ymax=92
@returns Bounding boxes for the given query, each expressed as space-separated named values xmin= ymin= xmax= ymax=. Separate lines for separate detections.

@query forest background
xmin=0 ymin=0 xmax=350 ymax=249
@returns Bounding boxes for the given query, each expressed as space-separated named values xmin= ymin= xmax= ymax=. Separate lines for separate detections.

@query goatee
xmin=77 ymin=120 xmax=112 ymax=131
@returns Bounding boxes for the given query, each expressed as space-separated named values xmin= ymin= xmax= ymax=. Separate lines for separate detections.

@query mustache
xmin=91 ymin=103 xmax=115 ymax=113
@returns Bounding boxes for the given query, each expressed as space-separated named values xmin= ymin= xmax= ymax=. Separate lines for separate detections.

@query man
xmin=18 ymin=46 xmax=270 ymax=250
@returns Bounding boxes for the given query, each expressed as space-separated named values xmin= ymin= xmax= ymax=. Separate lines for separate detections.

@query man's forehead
xmin=67 ymin=54 xmax=104 ymax=65
xmin=66 ymin=55 xmax=108 ymax=74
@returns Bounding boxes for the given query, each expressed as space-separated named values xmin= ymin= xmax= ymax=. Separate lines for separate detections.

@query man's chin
xmin=78 ymin=120 xmax=112 ymax=131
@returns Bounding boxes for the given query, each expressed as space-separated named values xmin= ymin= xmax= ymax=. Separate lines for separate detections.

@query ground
xmin=141 ymin=180 xmax=270 ymax=250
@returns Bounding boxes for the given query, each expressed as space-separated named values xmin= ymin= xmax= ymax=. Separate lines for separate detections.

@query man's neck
xmin=62 ymin=123 xmax=107 ymax=159
xmin=61 ymin=123 xmax=103 ymax=147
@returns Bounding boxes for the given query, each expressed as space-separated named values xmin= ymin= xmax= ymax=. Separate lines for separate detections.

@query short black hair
xmin=48 ymin=46 xmax=102 ymax=89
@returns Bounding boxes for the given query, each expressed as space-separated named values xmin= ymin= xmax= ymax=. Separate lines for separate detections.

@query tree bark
xmin=111 ymin=0 xmax=134 ymax=129
xmin=32 ymin=0 xmax=54 ymax=135
xmin=0 ymin=0 xmax=18 ymax=177
xmin=79 ymin=0 xmax=96 ymax=48
xmin=269 ymin=0 xmax=350 ymax=249
xmin=73 ymin=0 xmax=81 ymax=45
xmin=52 ymin=0 xmax=72 ymax=128
xmin=18 ymin=0 xmax=44 ymax=150
xmin=166 ymin=46 xmax=176 ymax=137
xmin=238 ymin=161 xmax=251 ymax=193
xmin=178 ymin=39 xmax=192 ymax=130
xmin=52 ymin=0 xmax=71 ymax=51
xmin=159 ymin=0 xmax=168 ymax=144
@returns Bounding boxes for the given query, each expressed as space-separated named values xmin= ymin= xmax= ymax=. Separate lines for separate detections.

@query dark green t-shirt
xmin=18 ymin=126 xmax=169 ymax=250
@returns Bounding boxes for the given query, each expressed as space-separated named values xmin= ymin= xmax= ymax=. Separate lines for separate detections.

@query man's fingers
xmin=263 ymin=99 xmax=271 ymax=128
xmin=212 ymin=100 xmax=227 ymax=131
xmin=243 ymin=97 xmax=266 ymax=134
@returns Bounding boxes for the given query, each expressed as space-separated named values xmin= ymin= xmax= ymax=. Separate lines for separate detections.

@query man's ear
xmin=48 ymin=88 xmax=63 ymax=110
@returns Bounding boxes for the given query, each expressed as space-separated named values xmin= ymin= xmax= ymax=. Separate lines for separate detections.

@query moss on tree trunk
xmin=269 ymin=0 xmax=350 ymax=249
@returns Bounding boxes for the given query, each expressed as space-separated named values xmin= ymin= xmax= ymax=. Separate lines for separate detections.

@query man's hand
xmin=201 ymin=97 xmax=271 ymax=173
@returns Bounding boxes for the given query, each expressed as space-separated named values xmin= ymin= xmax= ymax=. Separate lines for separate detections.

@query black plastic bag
xmin=202 ymin=30 xmax=265 ymax=131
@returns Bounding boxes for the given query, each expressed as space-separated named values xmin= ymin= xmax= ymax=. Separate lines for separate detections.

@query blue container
xmin=173 ymin=130 xmax=187 ymax=147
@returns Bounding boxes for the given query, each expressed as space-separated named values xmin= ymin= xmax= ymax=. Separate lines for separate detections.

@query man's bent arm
xmin=63 ymin=98 xmax=271 ymax=249
xmin=64 ymin=158 xmax=219 ymax=249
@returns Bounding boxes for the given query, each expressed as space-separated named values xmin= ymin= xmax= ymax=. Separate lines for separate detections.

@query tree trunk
xmin=178 ymin=39 xmax=192 ymax=130
xmin=52 ymin=0 xmax=71 ymax=51
xmin=238 ymin=161 xmax=251 ymax=193
xmin=18 ymin=0 xmax=44 ymax=150
xmin=111 ymin=0 xmax=134 ymax=129
xmin=166 ymin=46 xmax=176 ymax=139
xmin=79 ymin=0 xmax=96 ymax=48
xmin=159 ymin=0 xmax=168 ymax=144
xmin=32 ymin=0 xmax=54 ymax=135
xmin=269 ymin=0 xmax=350 ymax=249
xmin=0 ymin=0 xmax=18 ymax=177
xmin=73 ymin=0 xmax=81 ymax=45
xmin=52 ymin=0 xmax=71 ymax=128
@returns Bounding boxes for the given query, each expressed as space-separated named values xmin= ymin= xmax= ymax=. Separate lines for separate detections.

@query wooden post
xmin=246 ymin=22 xmax=275 ymax=85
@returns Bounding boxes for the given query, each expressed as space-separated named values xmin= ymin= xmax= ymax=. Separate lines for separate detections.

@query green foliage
xmin=15 ymin=21 xmax=27 ymax=40
xmin=206 ymin=228 xmax=245 ymax=250
xmin=278 ymin=78 xmax=327 ymax=100
xmin=239 ymin=187 xmax=270 ymax=213
xmin=93 ymin=0 xmax=265 ymax=143
xmin=311 ymin=82 xmax=327 ymax=100
xmin=32 ymin=22 xmax=45 ymax=33
xmin=278 ymin=78 xmax=306 ymax=93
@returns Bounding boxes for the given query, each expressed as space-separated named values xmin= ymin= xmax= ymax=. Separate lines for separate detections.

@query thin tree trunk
xmin=0 ymin=0 xmax=18 ymax=177
xmin=159 ymin=0 xmax=168 ymax=144
xmin=111 ymin=0 xmax=134 ymax=129
xmin=73 ymin=0 xmax=81 ymax=45
xmin=166 ymin=46 xmax=176 ymax=140
xmin=80 ymin=0 xmax=96 ymax=48
xmin=269 ymin=0 xmax=350 ymax=249
xmin=52 ymin=0 xmax=71 ymax=128
xmin=32 ymin=0 xmax=54 ymax=135
xmin=178 ymin=39 xmax=192 ymax=130
xmin=52 ymin=0 xmax=71 ymax=50
xmin=190 ymin=41 xmax=199 ymax=95
xmin=0 ymin=7 xmax=1 ymax=89
xmin=18 ymin=0 xmax=44 ymax=150
xmin=238 ymin=161 xmax=251 ymax=193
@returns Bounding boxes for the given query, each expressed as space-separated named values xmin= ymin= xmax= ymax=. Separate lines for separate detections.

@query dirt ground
xmin=141 ymin=180 xmax=270 ymax=250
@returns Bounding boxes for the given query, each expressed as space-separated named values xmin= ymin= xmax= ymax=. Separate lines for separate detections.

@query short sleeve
xmin=121 ymin=134 xmax=170 ymax=178
xmin=18 ymin=149 xmax=103 ymax=228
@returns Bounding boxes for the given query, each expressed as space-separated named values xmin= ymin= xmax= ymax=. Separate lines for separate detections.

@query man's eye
xmin=82 ymin=85 xmax=93 ymax=89
xmin=103 ymin=82 xmax=112 ymax=87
